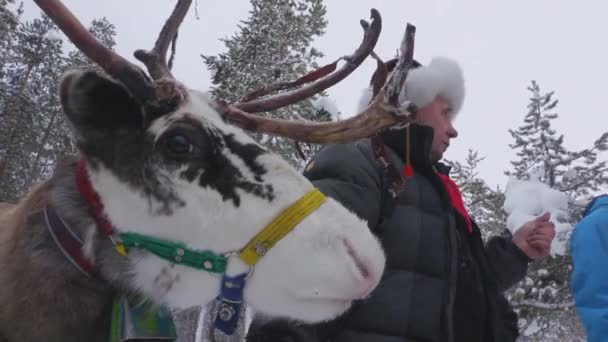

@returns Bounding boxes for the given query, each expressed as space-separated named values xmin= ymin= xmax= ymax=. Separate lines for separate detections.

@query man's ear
xmin=59 ymin=70 xmax=144 ymax=135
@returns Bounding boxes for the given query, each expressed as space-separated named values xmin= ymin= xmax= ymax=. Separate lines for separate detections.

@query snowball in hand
xmin=503 ymin=177 xmax=570 ymax=255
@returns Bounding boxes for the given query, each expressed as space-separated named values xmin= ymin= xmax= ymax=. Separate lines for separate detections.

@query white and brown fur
xmin=0 ymin=71 xmax=386 ymax=342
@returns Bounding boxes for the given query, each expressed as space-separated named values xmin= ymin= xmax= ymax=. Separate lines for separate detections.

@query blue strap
xmin=213 ymin=273 xmax=247 ymax=335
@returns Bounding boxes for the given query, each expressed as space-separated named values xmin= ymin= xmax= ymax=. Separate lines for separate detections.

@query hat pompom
xmin=355 ymin=57 xmax=465 ymax=117
xmin=402 ymin=57 xmax=465 ymax=116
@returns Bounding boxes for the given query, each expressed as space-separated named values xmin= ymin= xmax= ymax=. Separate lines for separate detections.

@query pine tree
xmin=448 ymin=149 xmax=507 ymax=240
xmin=0 ymin=12 xmax=118 ymax=202
xmin=67 ymin=18 xmax=116 ymax=70
xmin=504 ymin=80 xmax=605 ymax=341
xmin=0 ymin=0 xmax=20 ymax=134
xmin=202 ymin=0 xmax=330 ymax=167
xmin=506 ymin=80 xmax=608 ymax=199
xmin=0 ymin=15 xmax=62 ymax=201
xmin=0 ymin=0 xmax=20 ymax=81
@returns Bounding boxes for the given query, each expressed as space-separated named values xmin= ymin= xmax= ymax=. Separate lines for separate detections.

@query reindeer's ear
xmin=60 ymin=70 xmax=143 ymax=134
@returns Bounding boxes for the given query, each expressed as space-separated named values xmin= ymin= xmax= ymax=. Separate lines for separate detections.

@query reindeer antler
xmin=33 ymin=0 xmax=155 ymax=102
xmin=223 ymin=21 xmax=418 ymax=143
xmin=34 ymin=0 xmax=191 ymax=113
xmin=234 ymin=10 xmax=382 ymax=114
xmin=36 ymin=0 xmax=418 ymax=144
xmin=133 ymin=0 xmax=191 ymax=80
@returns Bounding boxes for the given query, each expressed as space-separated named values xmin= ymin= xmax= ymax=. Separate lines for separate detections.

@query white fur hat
xmin=357 ymin=56 xmax=465 ymax=116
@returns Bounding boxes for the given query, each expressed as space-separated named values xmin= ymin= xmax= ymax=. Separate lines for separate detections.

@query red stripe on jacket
xmin=437 ymin=173 xmax=473 ymax=233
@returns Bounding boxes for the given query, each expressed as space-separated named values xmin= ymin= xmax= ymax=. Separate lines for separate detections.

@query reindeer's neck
xmin=0 ymin=156 xmax=125 ymax=342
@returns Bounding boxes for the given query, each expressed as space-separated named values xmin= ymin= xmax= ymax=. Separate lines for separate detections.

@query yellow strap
xmin=239 ymin=188 xmax=326 ymax=266
xmin=115 ymin=243 xmax=128 ymax=256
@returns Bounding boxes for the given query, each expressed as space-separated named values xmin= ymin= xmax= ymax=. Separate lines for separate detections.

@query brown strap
xmin=44 ymin=205 xmax=99 ymax=278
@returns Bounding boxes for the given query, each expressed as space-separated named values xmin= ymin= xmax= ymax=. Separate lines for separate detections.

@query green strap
xmin=108 ymin=189 xmax=326 ymax=341
xmin=119 ymin=232 xmax=228 ymax=274
xmin=116 ymin=188 xmax=325 ymax=272
xmin=109 ymin=296 xmax=121 ymax=342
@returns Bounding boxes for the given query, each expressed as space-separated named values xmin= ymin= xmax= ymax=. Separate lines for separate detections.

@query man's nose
xmin=447 ymin=122 xmax=458 ymax=138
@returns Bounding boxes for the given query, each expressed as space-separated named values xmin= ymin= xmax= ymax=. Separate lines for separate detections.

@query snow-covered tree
xmin=202 ymin=0 xmax=332 ymax=167
xmin=448 ymin=149 xmax=507 ymax=240
xmin=0 ymin=10 xmax=117 ymax=202
xmin=0 ymin=15 xmax=64 ymax=201
xmin=503 ymin=81 xmax=606 ymax=341
xmin=67 ymin=18 xmax=116 ymax=70
xmin=0 ymin=0 xmax=20 ymax=81
xmin=506 ymin=80 xmax=608 ymax=200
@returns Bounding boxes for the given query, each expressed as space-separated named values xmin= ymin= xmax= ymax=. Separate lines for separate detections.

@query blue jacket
xmin=571 ymin=194 xmax=608 ymax=342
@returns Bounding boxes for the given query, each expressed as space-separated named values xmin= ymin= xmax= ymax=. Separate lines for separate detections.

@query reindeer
xmin=0 ymin=1 xmax=417 ymax=341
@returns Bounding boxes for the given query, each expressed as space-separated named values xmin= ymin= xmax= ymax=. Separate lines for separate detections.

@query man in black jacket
xmin=246 ymin=57 xmax=556 ymax=342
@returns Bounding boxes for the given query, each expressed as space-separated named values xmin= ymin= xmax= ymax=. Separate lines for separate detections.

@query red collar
xmin=44 ymin=159 xmax=116 ymax=279
xmin=75 ymin=159 xmax=116 ymax=237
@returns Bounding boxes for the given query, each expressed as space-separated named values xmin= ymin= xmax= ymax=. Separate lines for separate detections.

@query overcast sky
xmin=22 ymin=0 xmax=608 ymax=189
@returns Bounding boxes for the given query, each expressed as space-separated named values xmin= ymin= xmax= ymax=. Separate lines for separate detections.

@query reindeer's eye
xmin=163 ymin=133 xmax=194 ymax=157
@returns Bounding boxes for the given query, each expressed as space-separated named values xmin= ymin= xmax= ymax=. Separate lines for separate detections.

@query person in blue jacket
xmin=571 ymin=194 xmax=608 ymax=342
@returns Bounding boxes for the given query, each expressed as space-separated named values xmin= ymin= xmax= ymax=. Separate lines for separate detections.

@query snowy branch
xmin=512 ymin=300 xmax=574 ymax=310
xmin=559 ymin=166 xmax=608 ymax=192
xmin=551 ymin=151 xmax=589 ymax=168
xmin=293 ymin=141 xmax=306 ymax=161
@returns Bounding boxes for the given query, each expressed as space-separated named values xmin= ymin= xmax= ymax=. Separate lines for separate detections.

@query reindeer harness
xmin=44 ymin=159 xmax=326 ymax=342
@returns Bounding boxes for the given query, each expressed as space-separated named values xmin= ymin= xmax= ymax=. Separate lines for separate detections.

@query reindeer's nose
xmin=342 ymin=238 xmax=381 ymax=298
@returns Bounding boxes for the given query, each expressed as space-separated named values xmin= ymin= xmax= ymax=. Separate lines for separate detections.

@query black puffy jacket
xmin=247 ymin=125 xmax=530 ymax=342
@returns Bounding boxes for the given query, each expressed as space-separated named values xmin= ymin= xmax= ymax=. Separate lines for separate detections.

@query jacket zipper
xmin=445 ymin=210 xmax=458 ymax=342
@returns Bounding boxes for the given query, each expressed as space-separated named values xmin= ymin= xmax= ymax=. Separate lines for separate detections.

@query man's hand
xmin=513 ymin=212 xmax=557 ymax=260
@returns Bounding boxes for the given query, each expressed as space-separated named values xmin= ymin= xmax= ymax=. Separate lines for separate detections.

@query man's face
xmin=414 ymin=96 xmax=458 ymax=162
